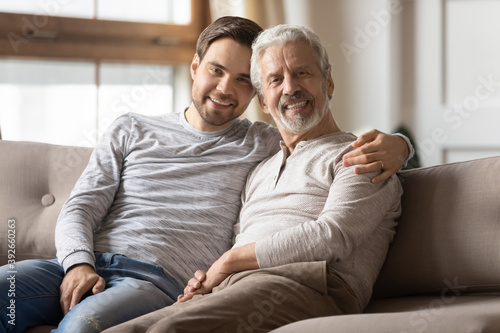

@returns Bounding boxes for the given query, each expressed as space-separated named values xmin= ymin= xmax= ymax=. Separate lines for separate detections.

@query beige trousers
xmin=103 ymin=261 xmax=361 ymax=333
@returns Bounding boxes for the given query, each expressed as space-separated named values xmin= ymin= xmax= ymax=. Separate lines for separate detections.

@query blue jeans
xmin=0 ymin=252 xmax=183 ymax=333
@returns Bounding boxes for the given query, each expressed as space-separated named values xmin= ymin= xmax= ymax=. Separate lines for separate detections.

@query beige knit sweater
xmin=234 ymin=131 xmax=403 ymax=308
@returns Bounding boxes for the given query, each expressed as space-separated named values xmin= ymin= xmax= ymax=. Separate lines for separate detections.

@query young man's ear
xmin=257 ymin=94 xmax=270 ymax=114
xmin=190 ymin=54 xmax=200 ymax=80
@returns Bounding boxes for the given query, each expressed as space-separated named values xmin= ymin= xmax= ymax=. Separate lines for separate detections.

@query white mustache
xmin=279 ymin=92 xmax=313 ymax=111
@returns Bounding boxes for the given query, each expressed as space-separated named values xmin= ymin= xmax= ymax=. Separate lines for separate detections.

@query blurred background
xmin=1 ymin=0 xmax=499 ymax=167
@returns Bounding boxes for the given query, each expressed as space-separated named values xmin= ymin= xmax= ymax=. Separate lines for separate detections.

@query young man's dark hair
xmin=196 ymin=16 xmax=263 ymax=62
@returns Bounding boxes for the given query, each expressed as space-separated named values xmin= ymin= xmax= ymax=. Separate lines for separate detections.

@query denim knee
xmin=0 ymin=259 xmax=64 ymax=333
xmin=53 ymin=277 xmax=175 ymax=333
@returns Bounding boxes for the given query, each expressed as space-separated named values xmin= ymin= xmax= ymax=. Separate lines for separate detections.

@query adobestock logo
xmin=340 ymin=0 xmax=403 ymax=64
xmin=442 ymin=75 xmax=500 ymax=130
xmin=402 ymin=277 xmax=466 ymax=333
xmin=418 ymin=74 xmax=500 ymax=157
xmin=110 ymin=66 xmax=172 ymax=116
xmin=235 ymin=289 xmax=286 ymax=333
xmin=8 ymin=0 xmax=72 ymax=53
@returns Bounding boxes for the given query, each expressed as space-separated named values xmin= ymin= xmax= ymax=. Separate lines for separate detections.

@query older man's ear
xmin=258 ymin=94 xmax=270 ymax=114
xmin=327 ymin=74 xmax=334 ymax=98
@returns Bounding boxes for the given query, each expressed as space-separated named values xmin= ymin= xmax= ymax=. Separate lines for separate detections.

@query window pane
xmin=0 ymin=0 xmax=94 ymax=19
xmin=0 ymin=60 xmax=187 ymax=147
xmin=0 ymin=60 xmax=97 ymax=146
xmin=0 ymin=0 xmax=191 ymax=23
xmin=98 ymin=63 xmax=174 ymax=132
xmin=97 ymin=0 xmax=191 ymax=24
xmin=171 ymin=0 xmax=191 ymax=25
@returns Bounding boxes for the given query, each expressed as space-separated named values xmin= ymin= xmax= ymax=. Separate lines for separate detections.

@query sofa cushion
xmin=0 ymin=140 xmax=92 ymax=265
xmin=271 ymin=295 xmax=500 ymax=333
xmin=372 ymin=156 xmax=500 ymax=299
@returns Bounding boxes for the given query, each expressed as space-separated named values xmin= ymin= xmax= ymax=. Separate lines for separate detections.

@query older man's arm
xmin=254 ymin=167 xmax=401 ymax=271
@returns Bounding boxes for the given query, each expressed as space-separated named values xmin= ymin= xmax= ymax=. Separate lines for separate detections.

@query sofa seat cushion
xmin=271 ymin=295 xmax=500 ymax=333
xmin=372 ymin=156 xmax=500 ymax=299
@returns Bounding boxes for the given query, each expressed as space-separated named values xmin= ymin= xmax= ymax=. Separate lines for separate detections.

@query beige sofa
xmin=1 ymin=139 xmax=499 ymax=333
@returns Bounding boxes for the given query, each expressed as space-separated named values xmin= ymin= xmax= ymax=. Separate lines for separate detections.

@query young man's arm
xmin=343 ymin=130 xmax=414 ymax=184
xmin=55 ymin=114 xmax=131 ymax=314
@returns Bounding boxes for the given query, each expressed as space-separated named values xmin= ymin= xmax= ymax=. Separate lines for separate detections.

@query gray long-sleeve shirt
xmin=234 ymin=131 xmax=403 ymax=308
xmin=55 ymin=112 xmax=281 ymax=286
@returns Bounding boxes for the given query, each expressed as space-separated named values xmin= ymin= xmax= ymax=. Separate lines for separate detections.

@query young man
xmin=104 ymin=23 xmax=403 ymax=333
xmin=0 ymin=17 xmax=410 ymax=333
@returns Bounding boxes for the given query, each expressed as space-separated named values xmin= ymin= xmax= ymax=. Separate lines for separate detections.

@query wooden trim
xmin=0 ymin=39 xmax=195 ymax=64
xmin=0 ymin=0 xmax=211 ymax=63
xmin=191 ymin=0 xmax=212 ymax=37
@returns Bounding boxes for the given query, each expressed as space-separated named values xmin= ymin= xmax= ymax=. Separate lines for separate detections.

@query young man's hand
xmin=342 ymin=129 xmax=409 ymax=184
xmin=59 ymin=263 xmax=105 ymax=315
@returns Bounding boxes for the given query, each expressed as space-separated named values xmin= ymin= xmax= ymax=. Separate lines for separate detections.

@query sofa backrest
xmin=0 ymin=140 xmax=92 ymax=265
xmin=372 ymin=156 xmax=500 ymax=299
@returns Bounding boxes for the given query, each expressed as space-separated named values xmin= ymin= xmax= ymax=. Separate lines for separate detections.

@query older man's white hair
xmin=250 ymin=24 xmax=332 ymax=95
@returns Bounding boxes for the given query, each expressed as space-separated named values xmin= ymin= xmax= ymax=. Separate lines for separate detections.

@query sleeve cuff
xmin=393 ymin=133 xmax=415 ymax=169
xmin=255 ymin=239 xmax=274 ymax=269
xmin=60 ymin=251 xmax=96 ymax=273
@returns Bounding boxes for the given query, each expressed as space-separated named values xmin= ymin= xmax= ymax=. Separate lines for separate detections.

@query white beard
xmin=274 ymin=89 xmax=329 ymax=134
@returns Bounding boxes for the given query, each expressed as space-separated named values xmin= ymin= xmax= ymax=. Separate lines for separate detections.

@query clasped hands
xmin=177 ymin=243 xmax=259 ymax=303
xmin=176 ymin=256 xmax=228 ymax=303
